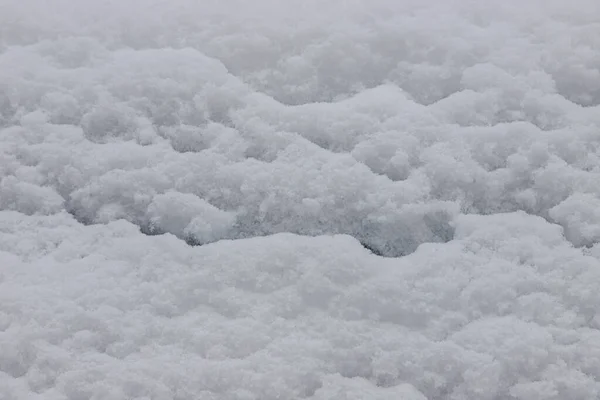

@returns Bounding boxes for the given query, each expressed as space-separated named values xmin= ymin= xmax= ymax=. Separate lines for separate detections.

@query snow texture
xmin=1 ymin=0 xmax=600 ymax=398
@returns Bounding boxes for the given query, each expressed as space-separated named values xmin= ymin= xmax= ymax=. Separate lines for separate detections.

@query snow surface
xmin=1 ymin=0 xmax=600 ymax=398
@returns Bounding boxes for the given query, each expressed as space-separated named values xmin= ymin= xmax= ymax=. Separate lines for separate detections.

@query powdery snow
xmin=1 ymin=0 xmax=600 ymax=398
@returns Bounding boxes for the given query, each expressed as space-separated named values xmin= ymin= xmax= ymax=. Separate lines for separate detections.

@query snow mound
xmin=2 ymin=212 xmax=600 ymax=399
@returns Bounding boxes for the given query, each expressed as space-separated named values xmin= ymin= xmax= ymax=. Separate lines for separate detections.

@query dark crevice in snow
xmin=359 ymin=241 xmax=386 ymax=257
xmin=63 ymin=201 xmax=457 ymax=257
xmin=58 ymin=181 xmax=597 ymax=256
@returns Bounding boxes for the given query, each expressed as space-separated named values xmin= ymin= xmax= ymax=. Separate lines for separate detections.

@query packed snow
xmin=1 ymin=0 xmax=600 ymax=398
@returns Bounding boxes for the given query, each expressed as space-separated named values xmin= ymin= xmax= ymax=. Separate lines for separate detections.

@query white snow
xmin=1 ymin=0 xmax=600 ymax=398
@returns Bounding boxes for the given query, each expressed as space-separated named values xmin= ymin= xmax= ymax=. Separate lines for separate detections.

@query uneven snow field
xmin=2 ymin=0 xmax=600 ymax=398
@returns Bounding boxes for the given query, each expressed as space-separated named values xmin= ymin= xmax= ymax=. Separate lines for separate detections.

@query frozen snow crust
xmin=2 ymin=0 xmax=600 ymax=398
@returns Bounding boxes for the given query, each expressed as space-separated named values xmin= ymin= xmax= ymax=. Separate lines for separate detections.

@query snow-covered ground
xmin=1 ymin=0 xmax=600 ymax=398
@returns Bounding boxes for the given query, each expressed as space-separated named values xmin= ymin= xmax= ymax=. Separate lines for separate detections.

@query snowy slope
xmin=1 ymin=0 xmax=600 ymax=398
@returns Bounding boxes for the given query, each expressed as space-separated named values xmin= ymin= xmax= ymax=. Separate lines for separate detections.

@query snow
xmin=1 ymin=0 xmax=600 ymax=398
